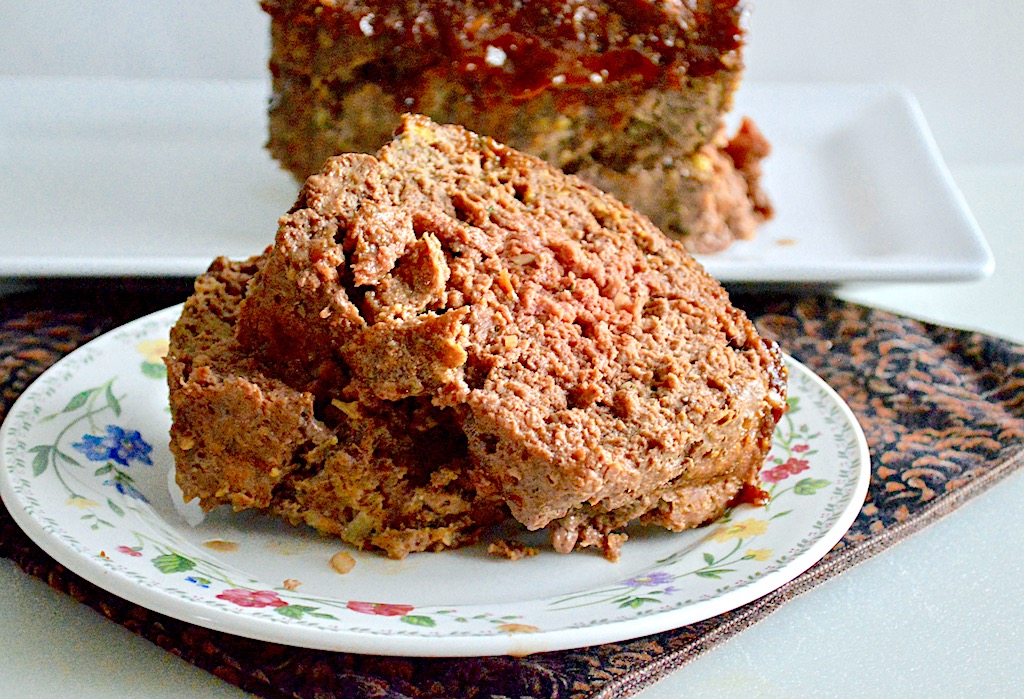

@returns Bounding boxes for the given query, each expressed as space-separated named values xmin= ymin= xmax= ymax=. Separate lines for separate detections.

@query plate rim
xmin=0 ymin=304 xmax=871 ymax=656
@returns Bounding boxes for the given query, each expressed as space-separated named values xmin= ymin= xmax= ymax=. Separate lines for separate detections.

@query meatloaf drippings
xmin=166 ymin=115 xmax=787 ymax=561
xmin=260 ymin=0 xmax=773 ymax=253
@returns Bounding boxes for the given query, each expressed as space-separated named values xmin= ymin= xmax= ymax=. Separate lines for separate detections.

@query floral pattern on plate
xmin=0 ymin=306 xmax=869 ymax=656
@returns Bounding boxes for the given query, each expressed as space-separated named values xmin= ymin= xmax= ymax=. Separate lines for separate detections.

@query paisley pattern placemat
xmin=1 ymin=280 xmax=1022 ymax=699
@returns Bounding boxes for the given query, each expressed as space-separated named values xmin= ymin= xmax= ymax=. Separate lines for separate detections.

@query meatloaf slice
xmin=167 ymin=114 xmax=787 ymax=561
xmin=260 ymin=0 xmax=773 ymax=253
xmin=167 ymin=256 xmax=509 ymax=559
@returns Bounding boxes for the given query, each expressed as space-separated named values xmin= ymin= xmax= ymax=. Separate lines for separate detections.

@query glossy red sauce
xmin=269 ymin=0 xmax=745 ymax=100
xmin=729 ymin=482 xmax=770 ymax=508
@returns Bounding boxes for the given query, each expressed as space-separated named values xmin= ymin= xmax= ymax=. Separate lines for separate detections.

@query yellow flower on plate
xmin=745 ymin=548 xmax=773 ymax=561
xmin=136 ymin=338 xmax=169 ymax=364
xmin=496 ymin=623 xmax=540 ymax=634
xmin=711 ymin=518 xmax=769 ymax=543
xmin=66 ymin=496 xmax=100 ymax=509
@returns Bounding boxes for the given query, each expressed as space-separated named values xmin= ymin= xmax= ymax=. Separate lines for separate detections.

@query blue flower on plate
xmin=73 ymin=425 xmax=153 ymax=468
xmin=104 ymin=473 xmax=148 ymax=502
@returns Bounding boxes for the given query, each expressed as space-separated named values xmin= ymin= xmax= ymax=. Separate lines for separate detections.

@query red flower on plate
xmin=762 ymin=457 xmax=811 ymax=483
xmin=116 ymin=545 xmax=142 ymax=557
xmin=216 ymin=589 xmax=288 ymax=608
xmin=346 ymin=601 xmax=415 ymax=617
xmin=782 ymin=457 xmax=810 ymax=475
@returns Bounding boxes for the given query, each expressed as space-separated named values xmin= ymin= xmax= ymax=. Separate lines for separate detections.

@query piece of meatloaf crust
xmin=166 ymin=115 xmax=787 ymax=561
xmin=260 ymin=0 xmax=773 ymax=254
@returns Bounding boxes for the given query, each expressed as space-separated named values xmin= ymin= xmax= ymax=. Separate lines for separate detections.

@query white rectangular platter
xmin=0 ymin=78 xmax=992 ymax=284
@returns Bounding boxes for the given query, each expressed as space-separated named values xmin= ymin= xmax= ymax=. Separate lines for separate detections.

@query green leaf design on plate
xmin=62 ymin=388 xmax=96 ymax=414
xmin=794 ymin=478 xmax=831 ymax=495
xmin=140 ymin=361 xmax=167 ymax=380
xmin=152 ymin=553 xmax=197 ymax=574
xmin=619 ymin=597 xmax=660 ymax=609
xmin=106 ymin=498 xmax=124 ymax=517
xmin=29 ymin=445 xmax=51 ymax=476
xmin=55 ymin=450 xmax=78 ymax=467
xmin=275 ymin=605 xmax=319 ymax=620
xmin=401 ymin=615 xmax=437 ymax=627
xmin=105 ymin=383 xmax=122 ymax=416
xmin=694 ymin=569 xmax=735 ymax=579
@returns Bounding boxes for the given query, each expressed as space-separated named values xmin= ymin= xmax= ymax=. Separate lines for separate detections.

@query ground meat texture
xmin=166 ymin=115 xmax=787 ymax=560
xmin=260 ymin=0 xmax=773 ymax=254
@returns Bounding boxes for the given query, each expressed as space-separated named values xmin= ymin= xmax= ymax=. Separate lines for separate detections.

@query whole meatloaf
xmin=260 ymin=0 xmax=773 ymax=254
xmin=166 ymin=115 xmax=787 ymax=561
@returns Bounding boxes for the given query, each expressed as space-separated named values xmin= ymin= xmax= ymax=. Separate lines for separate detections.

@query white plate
xmin=0 ymin=306 xmax=869 ymax=656
xmin=713 ymin=83 xmax=993 ymax=283
xmin=0 ymin=78 xmax=991 ymax=284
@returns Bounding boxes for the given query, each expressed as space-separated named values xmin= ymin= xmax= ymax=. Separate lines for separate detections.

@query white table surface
xmin=1 ymin=3 xmax=1022 ymax=698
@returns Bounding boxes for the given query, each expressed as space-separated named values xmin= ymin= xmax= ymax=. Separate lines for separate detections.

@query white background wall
xmin=1 ymin=1 xmax=1021 ymax=166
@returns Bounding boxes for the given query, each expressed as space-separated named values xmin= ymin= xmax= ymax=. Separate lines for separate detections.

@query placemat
xmin=1 ymin=280 xmax=1022 ymax=699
